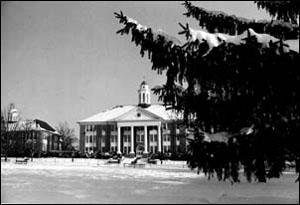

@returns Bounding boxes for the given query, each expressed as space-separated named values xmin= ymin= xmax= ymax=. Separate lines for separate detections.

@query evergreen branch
xmin=254 ymin=1 xmax=300 ymax=25
xmin=182 ymin=1 xmax=299 ymax=40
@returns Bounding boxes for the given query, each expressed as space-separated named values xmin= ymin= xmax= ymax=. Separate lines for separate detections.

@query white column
xmin=144 ymin=125 xmax=148 ymax=153
xmin=158 ymin=125 xmax=162 ymax=152
xmin=117 ymin=126 xmax=121 ymax=154
xmin=130 ymin=126 xmax=134 ymax=154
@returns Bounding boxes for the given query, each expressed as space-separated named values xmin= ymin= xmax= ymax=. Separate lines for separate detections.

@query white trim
xmin=130 ymin=126 xmax=134 ymax=154
xmin=158 ymin=125 xmax=161 ymax=152
xmin=117 ymin=126 xmax=121 ymax=154
xmin=144 ymin=125 xmax=148 ymax=154
xmin=117 ymin=121 xmax=161 ymax=127
xmin=114 ymin=107 xmax=163 ymax=122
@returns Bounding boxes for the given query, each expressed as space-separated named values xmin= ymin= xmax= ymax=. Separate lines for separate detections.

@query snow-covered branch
xmin=182 ymin=1 xmax=299 ymax=40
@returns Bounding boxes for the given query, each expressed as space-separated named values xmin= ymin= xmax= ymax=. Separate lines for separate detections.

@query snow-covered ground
xmin=1 ymin=158 xmax=299 ymax=204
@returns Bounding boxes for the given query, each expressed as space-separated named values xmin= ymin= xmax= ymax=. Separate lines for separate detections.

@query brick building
xmin=78 ymin=81 xmax=188 ymax=157
xmin=1 ymin=115 xmax=62 ymax=157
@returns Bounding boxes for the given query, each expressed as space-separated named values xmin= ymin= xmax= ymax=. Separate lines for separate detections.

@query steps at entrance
xmin=137 ymin=158 xmax=148 ymax=164
xmin=121 ymin=157 xmax=149 ymax=165
xmin=120 ymin=157 xmax=136 ymax=165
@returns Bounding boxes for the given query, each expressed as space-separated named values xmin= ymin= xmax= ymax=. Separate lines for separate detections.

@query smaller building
xmin=2 ymin=118 xmax=62 ymax=157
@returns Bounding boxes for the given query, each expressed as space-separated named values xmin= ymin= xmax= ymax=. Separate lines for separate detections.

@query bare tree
xmin=55 ymin=121 xmax=77 ymax=151
xmin=21 ymin=120 xmax=36 ymax=159
xmin=1 ymin=103 xmax=21 ymax=161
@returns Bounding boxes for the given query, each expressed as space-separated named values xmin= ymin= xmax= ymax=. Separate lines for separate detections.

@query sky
xmin=1 ymin=1 xmax=271 ymax=140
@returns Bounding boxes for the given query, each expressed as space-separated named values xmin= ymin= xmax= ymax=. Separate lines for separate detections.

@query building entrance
xmin=136 ymin=145 xmax=144 ymax=158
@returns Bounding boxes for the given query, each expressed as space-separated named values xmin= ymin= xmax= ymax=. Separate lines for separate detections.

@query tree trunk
xmin=256 ymin=155 xmax=266 ymax=182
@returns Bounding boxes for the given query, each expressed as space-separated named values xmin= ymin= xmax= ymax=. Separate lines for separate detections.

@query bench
xmin=148 ymin=159 xmax=157 ymax=164
xmin=135 ymin=163 xmax=145 ymax=168
xmin=107 ymin=158 xmax=121 ymax=164
xmin=123 ymin=163 xmax=145 ymax=168
xmin=15 ymin=158 xmax=29 ymax=164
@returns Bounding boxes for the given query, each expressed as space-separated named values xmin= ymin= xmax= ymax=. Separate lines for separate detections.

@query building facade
xmin=78 ymin=81 xmax=188 ymax=157
xmin=1 ymin=115 xmax=62 ymax=157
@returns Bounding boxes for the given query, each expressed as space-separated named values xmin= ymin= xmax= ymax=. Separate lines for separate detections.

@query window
xmin=141 ymin=134 xmax=144 ymax=142
xmin=163 ymin=145 xmax=170 ymax=153
xmin=163 ymin=123 xmax=168 ymax=130
xmin=90 ymin=135 xmax=93 ymax=143
xmin=111 ymin=124 xmax=117 ymax=131
xmin=126 ymin=135 xmax=130 ymax=143
xmin=163 ymin=134 xmax=170 ymax=142
xmin=101 ymin=137 xmax=106 ymax=147
xmin=143 ymin=93 xmax=145 ymax=103
xmin=136 ymin=130 xmax=144 ymax=143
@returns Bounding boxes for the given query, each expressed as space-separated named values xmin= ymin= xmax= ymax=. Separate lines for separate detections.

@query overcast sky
xmin=1 ymin=1 xmax=271 ymax=138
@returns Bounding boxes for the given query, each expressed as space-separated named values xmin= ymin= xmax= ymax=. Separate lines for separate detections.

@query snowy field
xmin=1 ymin=158 xmax=299 ymax=204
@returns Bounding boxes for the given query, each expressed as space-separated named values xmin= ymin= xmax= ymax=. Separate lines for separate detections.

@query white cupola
xmin=138 ymin=81 xmax=151 ymax=107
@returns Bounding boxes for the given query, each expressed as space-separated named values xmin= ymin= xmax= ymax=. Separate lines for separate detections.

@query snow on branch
xmin=114 ymin=11 xmax=185 ymax=74
xmin=178 ymin=22 xmax=299 ymax=54
xmin=182 ymin=1 xmax=299 ymax=40
xmin=114 ymin=11 xmax=182 ymax=46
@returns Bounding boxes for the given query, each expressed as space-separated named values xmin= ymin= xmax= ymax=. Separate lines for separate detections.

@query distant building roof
xmin=79 ymin=105 xmax=135 ymax=123
xmin=145 ymin=104 xmax=181 ymax=120
xmin=78 ymin=104 xmax=182 ymax=123
xmin=16 ymin=119 xmax=60 ymax=135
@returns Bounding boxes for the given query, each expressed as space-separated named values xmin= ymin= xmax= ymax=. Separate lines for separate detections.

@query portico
xmin=117 ymin=121 xmax=162 ymax=156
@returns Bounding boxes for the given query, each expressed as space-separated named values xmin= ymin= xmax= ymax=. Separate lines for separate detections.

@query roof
xmin=15 ymin=119 xmax=60 ymax=135
xmin=140 ymin=81 xmax=147 ymax=85
xmin=78 ymin=105 xmax=135 ymax=123
xmin=34 ymin=119 xmax=56 ymax=132
xmin=145 ymin=104 xmax=182 ymax=120
xmin=78 ymin=104 xmax=182 ymax=123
